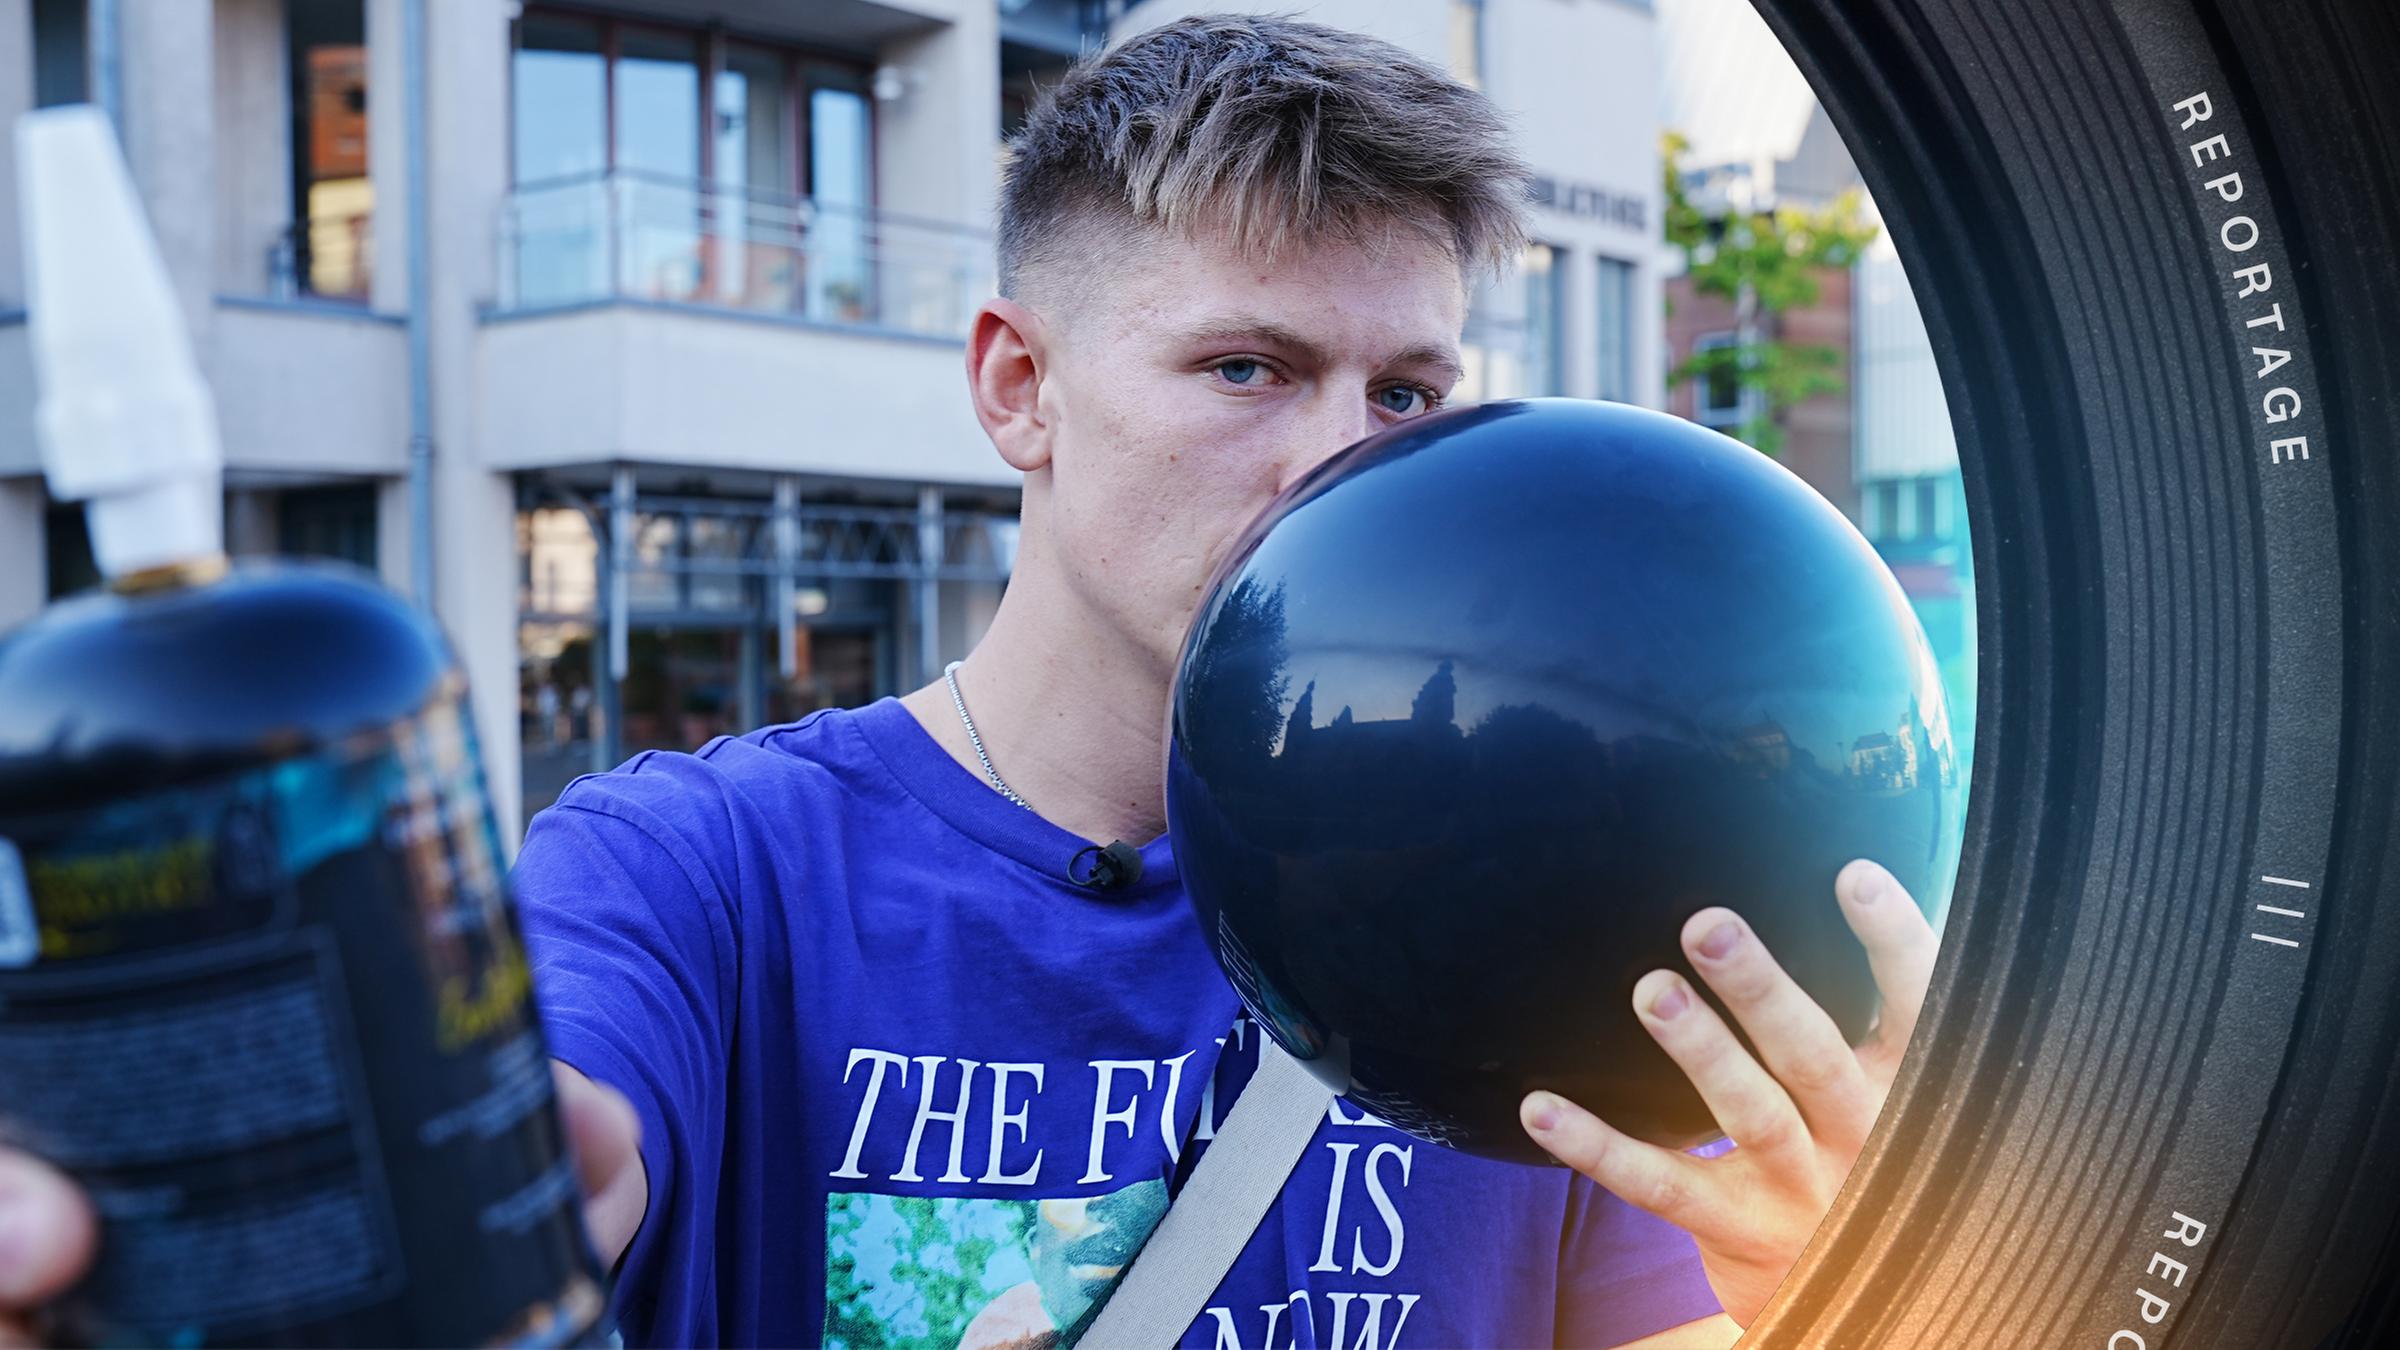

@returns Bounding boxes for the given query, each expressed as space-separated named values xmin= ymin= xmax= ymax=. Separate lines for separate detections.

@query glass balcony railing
xmin=496 ymin=170 xmax=994 ymax=339
xmin=267 ymin=208 xmax=376 ymax=305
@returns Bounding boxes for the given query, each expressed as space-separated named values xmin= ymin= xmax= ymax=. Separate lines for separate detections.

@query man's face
xmin=1028 ymin=222 xmax=1469 ymax=679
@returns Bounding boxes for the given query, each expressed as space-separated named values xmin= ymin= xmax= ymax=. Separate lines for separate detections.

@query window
xmin=718 ymin=45 xmax=795 ymax=198
xmin=1524 ymin=243 xmax=1564 ymax=396
xmin=714 ymin=43 xmax=794 ymax=306
xmin=277 ymin=485 xmax=379 ymax=569
xmin=806 ymin=68 xmax=874 ymax=323
xmin=43 ymin=501 xmax=98 ymax=601
xmin=1002 ymin=45 xmax=1072 ymax=142
xmin=285 ymin=0 xmax=371 ymax=301
xmin=614 ymin=28 xmax=701 ymax=179
xmin=513 ymin=14 xmax=607 ymax=185
xmin=1693 ymin=332 xmax=1744 ymax=428
xmin=1595 ymin=257 xmax=1635 ymax=403
xmin=510 ymin=13 xmax=607 ymax=305
xmin=1458 ymin=242 xmax=1560 ymax=402
xmin=31 ymin=0 xmax=86 ymax=109
xmin=614 ymin=25 xmax=703 ymax=298
xmin=509 ymin=10 xmax=874 ymax=313
xmin=509 ymin=12 xmax=871 ymax=197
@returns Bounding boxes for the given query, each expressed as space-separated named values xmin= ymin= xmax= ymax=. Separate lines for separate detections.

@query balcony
xmin=496 ymin=170 xmax=992 ymax=340
xmin=478 ymin=173 xmax=1005 ymax=486
xmin=268 ymin=206 xmax=376 ymax=306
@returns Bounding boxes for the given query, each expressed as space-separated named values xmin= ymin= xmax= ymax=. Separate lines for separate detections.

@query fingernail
xmin=1847 ymin=861 xmax=1890 ymax=905
xmin=1649 ymin=982 xmax=1689 ymax=1020
xmin=1524 ymin=1092 xmax=1561 ymax=1133
xmin=1699 ymin=919 xmax=1743 ymax=960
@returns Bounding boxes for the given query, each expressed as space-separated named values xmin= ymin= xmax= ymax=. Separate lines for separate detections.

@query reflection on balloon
xmin=1168 ymin=399 xmax=1962 ymax=1164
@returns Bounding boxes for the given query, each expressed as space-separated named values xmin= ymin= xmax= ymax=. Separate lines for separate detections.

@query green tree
xmin=1663 ymin=130 xmax=1881 ymax=456
xmin=822 ymin=1195 xmax=892 ymax=1350
xmin=823 ymin=1195 xmax=1020 ymax=1350
xmin=887 ymin=1196 xmax=1003 ymax=1348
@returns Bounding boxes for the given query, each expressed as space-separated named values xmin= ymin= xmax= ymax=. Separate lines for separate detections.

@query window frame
xmin=1692 ymin=330 xmax=1748 ymax=429
xmin=1594 ymin=254 xmax=1637 ymax=404
xmin=510 ymin=4 xmax=876 ymax=206
xmin=1524 ymin=241 xmax=1566 ymax=397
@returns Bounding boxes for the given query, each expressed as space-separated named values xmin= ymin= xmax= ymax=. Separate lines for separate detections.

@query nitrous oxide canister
xmin=0 ymin=108 xmax=605 ymax=1346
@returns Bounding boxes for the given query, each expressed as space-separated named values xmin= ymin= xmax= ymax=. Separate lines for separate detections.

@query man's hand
xmin=1523 ymin=858 xmax=1939 ymax=1330
xmin=0 ymin=1150 xmax=93 ymax=1348
xmin=553 ymin=1061 xmax=648 ymax=1269
xmin=0 ymin=1061 xmax=644 ymax=1346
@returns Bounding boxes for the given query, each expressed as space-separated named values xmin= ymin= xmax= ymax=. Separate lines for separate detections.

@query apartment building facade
xmin=0 ymin=0 xmax=1669 ymax=837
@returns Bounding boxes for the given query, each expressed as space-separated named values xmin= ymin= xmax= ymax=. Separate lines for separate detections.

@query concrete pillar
xmin=118 ymin=0 xmax=215 ymax=350
xmin=0 ymin=477 xmax=46 ymax=629
xmin=597 ymin=478 xmax=628 ymax=774
xmin=365 ymin=0 xmax=406 ymax=314
xmin=875 ymin=4 xmax=1000 ymax=232
xmin=213 ymin=0 xmax=291 ymax=298
xmin=375 ymin=474 xmax=410 ymax=588
xmin=912 ymin=485 xmax=942 ymax=688
xmin=224 ymin=486 xmax=277 ymax=556
xmin=938 ymin=576 xmax=1003 ymax=669
xmin=0 ymin=0 xmax=27 ymax=482
xmin=1636 ymin=253 xmax=1668 ymax=410
xmin=422 ymin=0 xmax=523 ymax=839
xmin=1558 ymin=247 xmax=1595 ymax=401
xmin=773 ymin=476 xmax=799 ymax=678
xmin=363 ymin=0 xmax=411 ymax=626
xmin=0 ymin=0 xmax=32 ymax=307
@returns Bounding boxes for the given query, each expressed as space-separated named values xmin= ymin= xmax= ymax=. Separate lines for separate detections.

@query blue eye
xmin=1377 ymin=385 xmax=1438 ymax=415
xmin=1218 ymin=359 xmax=1264 ymax=385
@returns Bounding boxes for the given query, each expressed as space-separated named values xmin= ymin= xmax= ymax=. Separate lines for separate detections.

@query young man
xmin=0 ymin=15 xmax=1936 ymax=1348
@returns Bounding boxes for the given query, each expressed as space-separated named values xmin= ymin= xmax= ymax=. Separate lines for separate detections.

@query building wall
xmin=876 ymin=0 xmax=1002 ymax=233
xmin=421 ymin=0 xmax=524 ymax=837
xmin=1116 ymin=0 xmax=1453 ymax=54
xmin=1854 ymin=238 xmax=1961 ymax=481
xmin=1661 ymin=271 xmax=1730 ymax=421
xmin=3 ymin=0 xmax=1025 ymax=840
xmin=0 ymin=0 xmax=30 ymax=307
xmin=1483 ymin=0 xmax=1667 ymax=405
xmin=122 ymin=0 xmax=218 ymax=353
xmin=1776 ymin=262 xmax=1855 ymax=520
xmin=1662 ymin=264 xmax=1856 ymax=519
xmin=210 ymin=303 xmax=411 ymax=475
xmin=476 ymin=306 xmax=1011 ymax=486
xmin=0 ymin=321 xmax=31 ymax=481
xmin=0 ymin=476 xmax=42 ymax=628
xmin=1114 ymin=0 xmax=1667 ymax=407
xmin=213 ymin=0 xmax=291 ymax=298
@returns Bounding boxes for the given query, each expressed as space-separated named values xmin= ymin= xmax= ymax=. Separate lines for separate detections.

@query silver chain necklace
xmin=943 ymin=660 xmax=1030 ymax=810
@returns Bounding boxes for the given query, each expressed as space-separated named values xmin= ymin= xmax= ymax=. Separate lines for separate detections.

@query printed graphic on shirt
xmin=820 ymin=1020 xmax=1453 ymax=1350
xmin=822 ymin=1181 xmax=1166 ymax=1350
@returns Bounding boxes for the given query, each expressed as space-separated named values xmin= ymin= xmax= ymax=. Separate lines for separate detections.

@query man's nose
xmin=1275 ymin=393 xmax=1377 ymax=494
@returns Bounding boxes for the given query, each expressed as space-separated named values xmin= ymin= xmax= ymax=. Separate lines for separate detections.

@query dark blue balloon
xmin=1167 ymin=399 xmax=1962 ymax=1164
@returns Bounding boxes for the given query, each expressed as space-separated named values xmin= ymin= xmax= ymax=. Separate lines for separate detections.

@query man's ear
xmin=967 ymin=297 xmax=1054 ymax=474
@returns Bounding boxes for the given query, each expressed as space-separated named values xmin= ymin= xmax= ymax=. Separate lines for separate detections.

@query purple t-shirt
xmin=512 ymin=698 xmax=1725 ymax=1348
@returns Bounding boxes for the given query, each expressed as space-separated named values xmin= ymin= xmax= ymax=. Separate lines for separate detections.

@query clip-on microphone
xmin=1069 ymin=839 xmax=1146 ymax=893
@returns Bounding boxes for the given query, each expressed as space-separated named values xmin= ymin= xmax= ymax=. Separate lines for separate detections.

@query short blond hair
xmin=998 ymin=13 xmax=1532 ymax=303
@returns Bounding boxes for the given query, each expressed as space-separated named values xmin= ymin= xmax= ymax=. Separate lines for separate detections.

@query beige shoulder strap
xmin=1079 ymin=1044 xmax=1333 ymax=1347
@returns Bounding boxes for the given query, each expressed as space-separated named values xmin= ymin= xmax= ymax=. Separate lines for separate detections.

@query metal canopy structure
xmin=522 ymin=468 xmax=1018 ymax=771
